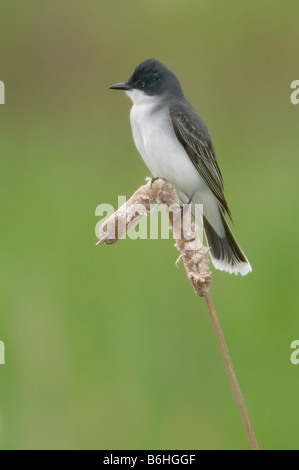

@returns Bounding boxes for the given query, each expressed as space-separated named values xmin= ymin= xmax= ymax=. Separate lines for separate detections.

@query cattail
xmin=97 ymin=178 xmax=258 ymax=450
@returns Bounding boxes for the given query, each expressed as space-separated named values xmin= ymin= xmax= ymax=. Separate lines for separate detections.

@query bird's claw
xmin=150 ymin=177 xmax=160 ymax=188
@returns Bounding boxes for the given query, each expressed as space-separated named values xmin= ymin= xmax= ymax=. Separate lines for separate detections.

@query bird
xmin=109 ymin=58 xmax=252 ymax=275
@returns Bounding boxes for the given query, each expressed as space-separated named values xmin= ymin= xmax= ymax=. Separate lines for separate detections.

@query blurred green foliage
xmin=0 ymin=0 xmax=298 ymax=450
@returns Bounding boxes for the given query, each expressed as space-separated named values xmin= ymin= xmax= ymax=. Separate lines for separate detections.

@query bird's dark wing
xmin=169 ymin=101 xmax=231 ymax=217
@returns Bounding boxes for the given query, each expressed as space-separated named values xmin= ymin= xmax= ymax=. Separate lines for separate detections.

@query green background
xmin=0 ymin=0 xmax=298 ymax=450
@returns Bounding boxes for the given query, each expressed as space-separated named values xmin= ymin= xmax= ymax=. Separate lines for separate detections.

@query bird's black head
xmin=110 ymin=59 xmax=183 ymax=99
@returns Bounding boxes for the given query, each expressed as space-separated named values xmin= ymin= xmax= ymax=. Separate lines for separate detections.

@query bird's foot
xmin=150 ymin=177 xmax=160 ymax=188
xmin=181 ymin=197 xmax=193 ymax=217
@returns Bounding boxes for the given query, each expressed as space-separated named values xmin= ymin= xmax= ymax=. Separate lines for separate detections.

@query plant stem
xmin=204 ymin=292 xmax=259 ymax=450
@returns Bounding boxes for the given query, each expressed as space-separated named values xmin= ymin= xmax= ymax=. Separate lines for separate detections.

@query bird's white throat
xmin=126 ymin=89 xmax=157 ymax=105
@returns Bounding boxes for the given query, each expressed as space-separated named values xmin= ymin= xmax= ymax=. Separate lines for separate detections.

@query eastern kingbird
xmin=110 ymin=59 xmax=252 ymax=275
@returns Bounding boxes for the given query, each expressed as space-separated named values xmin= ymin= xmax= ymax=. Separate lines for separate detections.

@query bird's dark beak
xmin=109 ymin=82 xmax=131 ymax=91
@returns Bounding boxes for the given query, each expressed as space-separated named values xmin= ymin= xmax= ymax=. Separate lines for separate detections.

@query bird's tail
xmin=203 ymin=209 xmax=252 ymax=276
xmin=179 ymin=190 xmax=252 ymax=276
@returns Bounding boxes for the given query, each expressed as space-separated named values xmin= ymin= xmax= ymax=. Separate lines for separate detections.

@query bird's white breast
xmin=128 ymin=93 xmax=205 ymax=197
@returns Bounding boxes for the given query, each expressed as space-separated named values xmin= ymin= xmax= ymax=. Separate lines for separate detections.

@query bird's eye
xmin=141 ymin=82 xmax=146 ymax=88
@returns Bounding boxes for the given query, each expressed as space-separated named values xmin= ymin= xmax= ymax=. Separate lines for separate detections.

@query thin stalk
xmin=204 ymin=292 xmax=259 ymax=450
